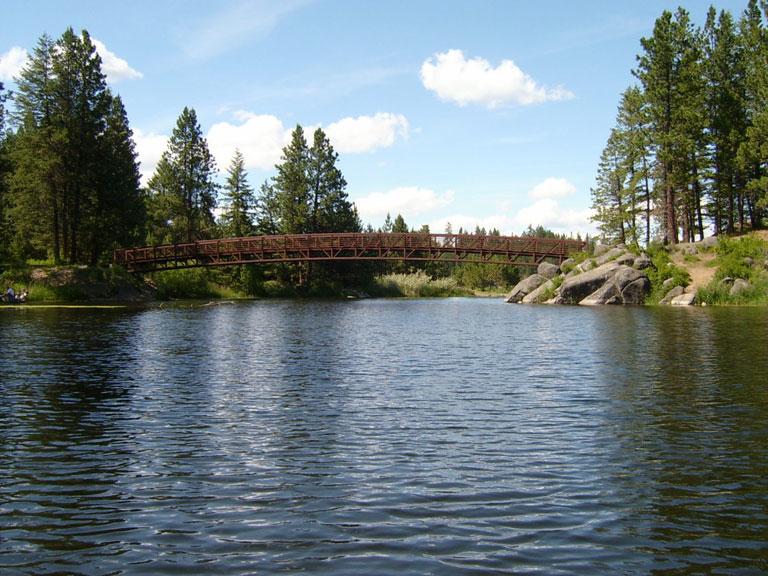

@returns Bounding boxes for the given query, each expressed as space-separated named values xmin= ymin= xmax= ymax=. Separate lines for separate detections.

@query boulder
xmin=698 ymin=236 xmax=719 ymax=250
xmin=594 ymin=247 xmax=626 ymax=266
xmin=579 ymin=281 xmax=620 ymax=306
xmin=659 ymin=285 xmax=684 ymax=305
xmin=730 ymin=278 xmax=751 ymax=297
xmin=615 ymin=252 xmax=636 ymax=266
xmin=662 ymin=277 xmax=676 ymax=289
xmin=634 ymin=253 xmax=651 ymax=270
xmin=670 ymin=292 xmax=697 ymax=306
xmin=560 ymin=257 xmax=576 ymax=271
xmin=718 ymin=276 xmax=735 ymax=288
xmin=545 ymin=295 xmax=564 ymax=305
xmin=743 ymin=257 xmax=754 ymax=268
xmin=537 ymin=261 xmax=560 ymax=279
xmin=522 ymin=279 xmax=555 ymax=304
xmin=594 ymin=243 xmax=611 ymax=257
xmin=559 ymin=261 xmax=621 ymax=304
xmin=575 ymin=259 xmax=597 ymax=274
xmin=505 ymin=274 xmax=548 ymax=303
xmin=621 ymin=277 xmax=651 ymax=304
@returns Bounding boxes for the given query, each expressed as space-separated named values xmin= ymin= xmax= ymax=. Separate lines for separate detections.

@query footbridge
xmin=114 ymin=232 xmax=586 ymax=273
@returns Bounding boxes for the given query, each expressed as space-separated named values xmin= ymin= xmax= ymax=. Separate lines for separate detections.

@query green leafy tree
xmin=392 ymin=213 xmax=408 ymax=233
xmin=220 ymin=149 xmax=255 ymax=237
xmin=147 ymin=107 xmax=217 ymax=244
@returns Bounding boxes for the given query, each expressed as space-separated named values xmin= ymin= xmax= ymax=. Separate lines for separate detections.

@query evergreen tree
xmin=307 ymin=128 xmax=359 ymax=233
xmin=392 ymin=213 xmax=408 ymax=233
xmin=147 ymin=107 xmax=217 ymax=244
xmin=220 ymin=149 xmax=255 ymax=237
xmin=635 ymin=8 xmax=701 ymax=244
xmin=271 ymin=125 xmax=310 ymax=234
xmin=737 ymin=0 xmax=768 ymax=227
xmin=90 ymin=94 xmax=145 ymax=263
xmin=8 ymin=28 xmax=142 ymax=264
xmin=591 ymin=128 xmax=631 ymax=244
xmin=0 ymin=82 xmax=10 ymax=261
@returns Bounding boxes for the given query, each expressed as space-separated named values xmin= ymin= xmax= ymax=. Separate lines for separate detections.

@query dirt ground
xmin=671 ymin=250 xmax=716 ymax=292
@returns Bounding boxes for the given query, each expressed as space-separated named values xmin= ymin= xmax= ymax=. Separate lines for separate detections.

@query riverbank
xmin=505 ymin=231 xmax=768 ymax=307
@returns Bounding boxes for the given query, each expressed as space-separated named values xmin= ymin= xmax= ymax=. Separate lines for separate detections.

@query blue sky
xmin=0 ymin=0 xmax=749 ymax=236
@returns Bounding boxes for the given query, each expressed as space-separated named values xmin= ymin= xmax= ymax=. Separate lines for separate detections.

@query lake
xmin=1 ymin=299 xmax=767 ymax=574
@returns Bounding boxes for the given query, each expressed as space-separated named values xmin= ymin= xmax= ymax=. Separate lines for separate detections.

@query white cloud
xmin=325 ymin=112 xmax=409 ymax=154
xmin=134 ymin=129 xmax=168 ymax=185
xmin=354 ymin=186 xmax=455 ymax=221
xmin=206 ymin=111 xmax=410 ymax=171
xmin=420 ymin=49 xmax=574 ymax=108
xmin=528 ymin=177 xmax=576 ymax=199
xmin=92 ymin=39 xmax=142 ymax=83
xmin=207 ymin=112 xmax=292 ymax=171
xmin=513 ymin=198 xmax=594 ymax=234
xmin=0 ymin=46 xmax=29 ymax=81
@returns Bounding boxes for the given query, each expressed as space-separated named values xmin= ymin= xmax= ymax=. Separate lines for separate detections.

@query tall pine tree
xmin=147 ymin=107 xmax=217 ymax=244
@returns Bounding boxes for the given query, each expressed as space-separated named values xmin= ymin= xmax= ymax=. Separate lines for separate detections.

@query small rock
xmin=615 ymin=252 xmax=636 ymax=266
xmin=698 ymin=236 xmax=719 ymax=250
xmin=659 ymin=285 xmax=685 ymax=305
xmin=729 ymin=278 xmax=751 ymax=297
xmin=594 ymin=243 xmax=611 ymax=257
xmin=743 ymin=257 xmax=754 ymax=268
xmin=670 ymin=292 xmax=697 ymax=306
xmin=662 ymin=277 xmax=675 ymax=289
xmin=560 ymin=257 xmax=576 ymax=270
xmin=537 ymin=261 xmax=560 ymax=279
xmin=718 ymin=276 xmax=735 ymax=287
xmin=634 ymin=253 xmax=651 ymax=270
xmin=594 ymin=247 xmax=626 ymax=266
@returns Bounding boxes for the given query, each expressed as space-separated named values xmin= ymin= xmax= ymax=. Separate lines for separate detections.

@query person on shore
xmin=5 ymin=287 xmax=15 ymax=304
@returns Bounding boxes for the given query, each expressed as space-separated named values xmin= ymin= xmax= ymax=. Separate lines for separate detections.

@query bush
xmin=713 ymin=235 xmax=768 ymax=281
xmin=152 ymin=268 xmax=244 ymax=300
xmin=372 ymin=271 xmax=468 ymax=297
xmin=646 ymin=246 xmax=691 ymax=304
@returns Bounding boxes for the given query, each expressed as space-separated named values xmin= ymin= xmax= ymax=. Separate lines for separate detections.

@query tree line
xmin=0 ymin=28 xmax=360 ymax=276
xmin=591 ymin=0 xmax=768 ymax=245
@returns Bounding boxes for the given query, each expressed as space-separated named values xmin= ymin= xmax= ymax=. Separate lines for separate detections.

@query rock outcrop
xmin=505 ymin=247 xmax=653 ymax=307
xmin=505 ymin=274 xmax=548 ymax=303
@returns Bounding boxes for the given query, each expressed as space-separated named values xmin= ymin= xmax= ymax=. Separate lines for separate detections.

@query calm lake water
xmin=1 ymin=299 xmax=767 ymax=575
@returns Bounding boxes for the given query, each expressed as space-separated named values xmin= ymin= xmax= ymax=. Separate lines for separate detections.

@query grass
xmin=696 ymin=234 xmax=768 ymax=305
xmin=151 ymin=268 xmax=246 ymax=300
xmin=371 ymin=271 xmax=469 ymax=297
xmin=645 ymin=246 xmax=691 ymax=304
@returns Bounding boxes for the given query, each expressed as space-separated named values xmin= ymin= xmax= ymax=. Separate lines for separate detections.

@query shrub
xmin=645 ymin=246 xmax=691 ymax=304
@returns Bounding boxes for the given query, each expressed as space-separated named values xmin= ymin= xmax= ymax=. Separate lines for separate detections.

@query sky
xmin=0 ymin=0 xmax=750 ymax=236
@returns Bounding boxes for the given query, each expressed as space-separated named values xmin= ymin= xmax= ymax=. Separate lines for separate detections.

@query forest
xmin=0 ymin=28 xmax=531 ymax=295
xmin=591 ymin=1 xmax=768 ymax=245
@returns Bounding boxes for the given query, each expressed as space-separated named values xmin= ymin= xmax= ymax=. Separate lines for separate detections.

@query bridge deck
xmin=114 ymin=232 xmax=586 ymax=273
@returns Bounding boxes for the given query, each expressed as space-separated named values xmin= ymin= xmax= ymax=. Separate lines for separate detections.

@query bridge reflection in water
xmin=114 ymin=232 xmax=586 ymax=273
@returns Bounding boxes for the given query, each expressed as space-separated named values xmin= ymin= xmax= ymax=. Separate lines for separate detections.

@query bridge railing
xmin=115 ymin=232 xmax=586 ymax=271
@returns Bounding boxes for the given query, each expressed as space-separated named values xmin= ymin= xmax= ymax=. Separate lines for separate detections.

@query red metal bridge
xmin=114 ymin=232 xmax=586 ymax=273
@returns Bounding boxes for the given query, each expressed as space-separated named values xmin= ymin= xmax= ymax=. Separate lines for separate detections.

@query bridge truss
xmin=114 ymin=232 xmax=586 ymax=273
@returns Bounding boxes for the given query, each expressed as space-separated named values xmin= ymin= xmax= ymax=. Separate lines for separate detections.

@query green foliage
xmin=7 ymin=29 xmax=145 ymax=265
xmin=645 ymin=246 xmax=691 ymax=303
xmin=151 ymin=269 xmax=244 ymax=300
xmin=712 ymin=235 xmax=768 ymax=281
xmin=219 ymin=149 xmax=255 ymax=238
xmin=146 ymin=107 xmax=217 ymax=244
xmin=372 ymin=271 xmax=468 ymax=297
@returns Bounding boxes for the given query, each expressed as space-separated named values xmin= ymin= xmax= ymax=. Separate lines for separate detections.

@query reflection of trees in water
xmin=596 ymin=307 xmax=768 ymax=572
xmin=0 ymin=308 xmax=140 ymax=566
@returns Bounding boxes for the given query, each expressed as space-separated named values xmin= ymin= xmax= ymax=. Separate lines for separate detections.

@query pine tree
xmin=271 ymin=125 xmax=310 ymax=234
xmin=147 ymin=107 xmax=217 ymax=244
xmin=635 ymin=9 xmax=701 ymax=244
xmin=90 ymin=94 xmax=144 ymax=263
xmin=591 ymin=128 xmax=631 ymax=244
xmin=737 ymin=0 xmax=768 ymax=228
xmin=220 ymin=149 xmax=255 ymax=237
xmin=392 ymin=213 xmax=408 ymax=233
xmin=307 ymin=128 xmax=359 ymax=233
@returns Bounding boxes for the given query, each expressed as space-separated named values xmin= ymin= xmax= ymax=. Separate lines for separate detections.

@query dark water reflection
xmin=1 ymin=300 xmax=767 ymax=574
